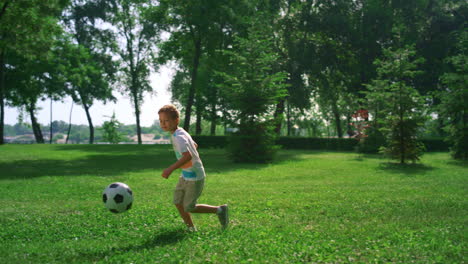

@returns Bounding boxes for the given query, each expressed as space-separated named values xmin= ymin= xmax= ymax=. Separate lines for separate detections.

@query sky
xmin=4 ymin=66 xmax=175 ymax=127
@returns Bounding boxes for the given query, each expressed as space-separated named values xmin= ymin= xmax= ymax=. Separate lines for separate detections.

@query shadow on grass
xmin=0 ymin=152 xmax=173 ymax=180
xmin=76 ymin=228 xmax=187 ymax=262
xmin=378 ymin=162 xmax=434 ymax=175
xmin=53 ymin=144 xmax=172 ymax=154
xmin=447 ymin=160 xmax=468 ymax=168
xmin=353 ymin=153 xmax=384 ymax=161
xmin=124 ymin=228 xmax=187 ymax=249
xmin=0 ymin=145 xmax=311 ymax=180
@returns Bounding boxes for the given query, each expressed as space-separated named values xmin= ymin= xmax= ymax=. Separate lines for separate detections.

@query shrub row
xmin=276 ymin=137 xmax=358 ymax=151
xmin=421 ymin=138 xmax=449 ymax=152
xmin=192 ymin=135 xmax=448 ymax=152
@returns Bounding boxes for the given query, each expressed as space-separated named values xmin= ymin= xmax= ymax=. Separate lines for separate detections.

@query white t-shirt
xmin=171 ymin=128 xmax=205 ymax=181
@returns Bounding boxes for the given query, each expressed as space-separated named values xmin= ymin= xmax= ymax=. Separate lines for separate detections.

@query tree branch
xmin=0 ymin=0 xmax=11 ymax=22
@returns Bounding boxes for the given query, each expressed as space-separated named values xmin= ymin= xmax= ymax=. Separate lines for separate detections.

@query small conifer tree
xmin=217 ymin=15 xmax=288 ymax=163
xmin=365 ymin=45 xmax=426 ymax=163
xmin=101 ymin=112 xmax=124 ymax=144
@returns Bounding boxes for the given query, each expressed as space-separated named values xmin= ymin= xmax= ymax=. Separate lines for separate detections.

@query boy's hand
xmin=162 ymin=168 xmax=173 ymax=179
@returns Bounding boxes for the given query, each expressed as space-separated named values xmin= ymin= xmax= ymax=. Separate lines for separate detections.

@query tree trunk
xmin=49 ymin=98 xmax=53 ymax=144
xmin=398 ymin=55 xmax=405 ymax=164
xmin=287 ymin=101 xmax=292 ymax=136
xmin=66 ymin=102 xmax=73 ymax=144
xmin=274 ymin=99 xmax=285 ymax=136
xmin=135 ymin=100 xmax=142 ymax=144
xmin=210 ymin=102 xmax=216 ymax=136
xmin=331 ymin=102 xmax=343 ymax=138
xmin=28 ymin=102 xmax=44 ymax=143
xmin=82 ymin=102 xmax=94 ymax=144
xmin=0 ymin=49 xmax=5 ymax=145
xmin=184 ymin=36 xmax=201 ymax=131
xmin=195 ymin=106 xmax=202 ymax=135
xmin=131 ymin=86 xmax=142 ymax=144
xmin=0 ymin=1 xmax=10 ymax=21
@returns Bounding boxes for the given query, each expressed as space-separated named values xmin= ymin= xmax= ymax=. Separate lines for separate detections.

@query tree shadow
xmin=53 ymin=144 xmax=172 ymax=154
xmin=378 ymin=162 xmax=434 ymax=175
xmin=0 ymin=145 xmax=312 ymax=180
xmin=201 ymin=148 xmax=323 ymax=174
xmin=353 ymin=153 xmax=384 ymax=161
xmin=447 ymin=159 xmax=468 ymax=168
xmin=0 ymin=152 xmax=172 ymax=180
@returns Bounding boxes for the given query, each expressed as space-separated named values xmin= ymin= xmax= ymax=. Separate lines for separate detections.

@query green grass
xmin=0 ymin=145 xmax=466 ymax=263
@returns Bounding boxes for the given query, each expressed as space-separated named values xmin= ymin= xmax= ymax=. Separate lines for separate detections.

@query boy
xmin=158 ymin=104 xmax=229 ymax=231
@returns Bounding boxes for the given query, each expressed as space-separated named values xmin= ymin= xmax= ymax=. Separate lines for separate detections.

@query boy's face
xmin=159 ymin=113 xmax=179 ymax=133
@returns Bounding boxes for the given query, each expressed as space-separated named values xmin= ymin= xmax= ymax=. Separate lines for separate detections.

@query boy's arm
xmin=162 ymin=151 xmax=192 ymax=179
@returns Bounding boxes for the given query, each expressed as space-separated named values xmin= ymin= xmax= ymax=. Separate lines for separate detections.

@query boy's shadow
xmin=77 ymin=228 xmax=187 ymax=262
xmin=130 ymin=229 xmax=187 ymax=249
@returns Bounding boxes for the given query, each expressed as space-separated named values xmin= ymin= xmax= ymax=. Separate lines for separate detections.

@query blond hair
xmin=158 ymin=104 xmax=180 ymax=120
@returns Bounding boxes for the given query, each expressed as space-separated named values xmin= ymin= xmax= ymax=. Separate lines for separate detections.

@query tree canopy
xmin=1 ymin=0 xmax=466 ymax=161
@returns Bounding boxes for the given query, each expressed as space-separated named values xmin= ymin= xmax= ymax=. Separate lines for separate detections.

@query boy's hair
xmin=158 ymin=104 xmax=180 ymax=120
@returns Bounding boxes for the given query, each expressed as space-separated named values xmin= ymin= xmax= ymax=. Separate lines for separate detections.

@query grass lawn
xmin=0 ymin=144 xmax=466 ymax=263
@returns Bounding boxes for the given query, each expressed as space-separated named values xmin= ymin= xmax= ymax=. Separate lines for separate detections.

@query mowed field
xmin=0 ymin=144 xmax=466 ymax=263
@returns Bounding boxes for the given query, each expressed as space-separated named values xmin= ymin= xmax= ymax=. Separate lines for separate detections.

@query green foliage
xmin=191 ymin=136 xmax=227 ymax=149
xmin=379 ymin=118 xmax=427 ymax=163
xmin=277 ymin=137 xmax=358 ymax=151
xmin=438 ymin=30 xmax=468 ymax=160
xmin=100 ymin=112 xmax=124 ymax=144
xmin=106 ymin=0 xmax=164 ymax=144
xmin=0 ymin=145 xmax=466 ymax=263
xmin=0 ymin=0 xmax=66 ymax=54
xmin=365 ymin=43 xmax=427 ymax=163
xmin=421 ymin=138 xmax=449 ymax=152
xmin=355 ymin=126 xmax=386 ymax=154
xmin=228 ymin=121 xmax=280 ymax=163
xmin=217 ymin=14 xmax=288 ymax=163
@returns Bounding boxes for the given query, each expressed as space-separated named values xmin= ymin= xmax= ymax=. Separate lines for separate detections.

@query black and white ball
xmin=102 ymin=182 xmax=133 ymax=213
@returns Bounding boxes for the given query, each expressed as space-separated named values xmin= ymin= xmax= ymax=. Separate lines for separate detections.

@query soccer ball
xmin=102 ymin=182 xmax=133 ymax=213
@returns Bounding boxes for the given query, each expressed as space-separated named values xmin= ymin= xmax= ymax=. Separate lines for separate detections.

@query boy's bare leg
xmin=191 ymin=204 xmax=219 ymax=214
xmin=175 ymin=204 xmax=194 ymax=227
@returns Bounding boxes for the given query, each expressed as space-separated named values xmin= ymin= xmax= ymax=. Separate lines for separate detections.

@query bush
xmin=421 ymin=138 xmax=449 ymax=152
xmin=191 ymin=136 xmax=227 ymax=148
xmin=277 ymin=137 xmax=358 ymax=151
xmin=355 ymin=127 xmax=386 ymax=154
xmin=228 ymin=122 xmax=279 ymax=163
xmin=192 ymin=135 xmax=448 ymax=153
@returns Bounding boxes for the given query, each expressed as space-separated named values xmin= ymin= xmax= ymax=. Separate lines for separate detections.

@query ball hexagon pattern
xmin=102 ymin=182 xmax=133 ymax=213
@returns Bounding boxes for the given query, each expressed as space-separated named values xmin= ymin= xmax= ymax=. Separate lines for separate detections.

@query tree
xmin=365 ymin=42 xmax=427 ymax=164
xmin=438 ymin=30 xmax=468 ymax=160
xmin=110 ymin=0 xmax=163 ymax=144
xmin=101 ymin=112 xmax=124 ymax=144
xmin=156 ymin=0 xmax=242 ymax=132
xmin=271 ymin=0 xmax=313 ymax=135
xmin=218 ymin=14 xmax=288 ymax=163
xmin=61 ymin=0 xmax=118 ymax=144
xmin=55 ymin=37 xmax=115 ymax=144
xmin=5 ymin=45 xmax=67 ymax=143
xmin=0 ymin=0 xmax=67 ymax=144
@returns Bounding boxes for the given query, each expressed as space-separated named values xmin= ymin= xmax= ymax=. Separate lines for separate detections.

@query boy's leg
xmin=192 ymin=204 xmax=229 ymax=230
xmin=174 ymin=178 xmax=195 ymax=228
xmin=175 ymin=203 xmax=195 ymax=228
xmin=191 ymin=204 xmax=218 ymax=214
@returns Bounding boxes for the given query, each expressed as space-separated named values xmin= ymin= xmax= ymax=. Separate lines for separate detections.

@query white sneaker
xmin=187 ymin=226 xmax=197 ymax=232
xmin=217 ymin=204 xmax=229 ymax=229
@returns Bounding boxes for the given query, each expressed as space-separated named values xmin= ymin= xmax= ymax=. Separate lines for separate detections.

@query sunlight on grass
xmin=0 ymin=145 xmax=466 ymax=263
